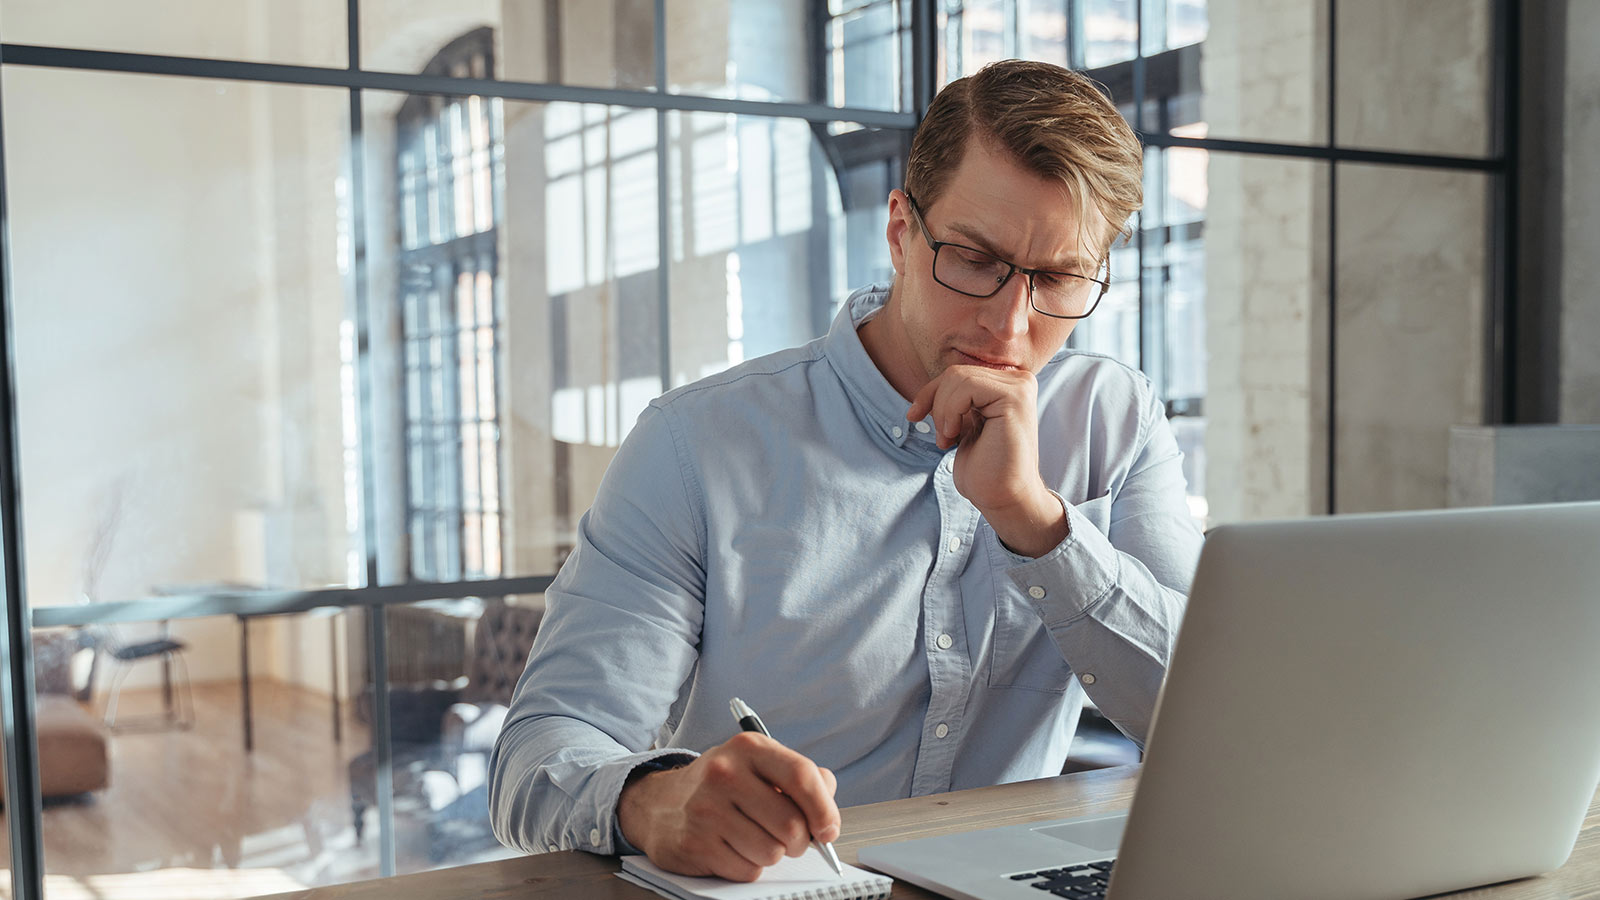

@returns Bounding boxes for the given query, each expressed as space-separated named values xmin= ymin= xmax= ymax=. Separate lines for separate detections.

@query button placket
xmin=911 ymin=460 xmax=980 ymax=796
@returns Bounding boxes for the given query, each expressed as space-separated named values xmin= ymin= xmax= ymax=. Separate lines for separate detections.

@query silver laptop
xmin=860 ymin=502 xmax=1600 ymax=900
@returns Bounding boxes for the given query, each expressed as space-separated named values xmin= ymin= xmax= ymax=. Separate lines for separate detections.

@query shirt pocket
xmin=987 ymin=592 xmax=1074 ymax=692
xmin=985 ymin=494 xmax=1112 ymax=693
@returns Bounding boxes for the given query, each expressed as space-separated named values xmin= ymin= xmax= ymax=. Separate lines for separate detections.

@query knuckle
xmin=784 ymin=758 xmax=812 ymax=785
xmin=781 ymin=819 xmax=809 ymax=848
xmin=700 ymin=759 xmax=737 ymax=788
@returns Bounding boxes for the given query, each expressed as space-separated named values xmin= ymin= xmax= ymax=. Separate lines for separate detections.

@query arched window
xmin=395 ymin=28 xmax=505 ymax=580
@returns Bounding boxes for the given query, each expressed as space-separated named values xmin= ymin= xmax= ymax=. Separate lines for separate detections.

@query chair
xmin=71 ymin=479 xmax=193 ymax=731
xmin=91 ymin=617 xmax=195 ymax=731
xmin=348 ymin=597 xmax=543 ymax=858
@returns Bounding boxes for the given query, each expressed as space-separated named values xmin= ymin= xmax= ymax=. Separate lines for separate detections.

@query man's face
xmin=870 ymin=135 xmax=1108 ymax=399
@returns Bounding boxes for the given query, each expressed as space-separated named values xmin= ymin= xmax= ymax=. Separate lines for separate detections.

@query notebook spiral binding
xmin=782 ymin=883 xmax=891 ymax=900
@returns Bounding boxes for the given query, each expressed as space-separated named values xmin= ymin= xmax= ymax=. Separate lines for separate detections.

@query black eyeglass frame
xmin=903 ymin=192 xmax=1112 ymax=320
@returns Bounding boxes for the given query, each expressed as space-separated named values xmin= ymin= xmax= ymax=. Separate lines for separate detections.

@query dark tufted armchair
xmin=348 ymin=598 xmax=543 ymax=857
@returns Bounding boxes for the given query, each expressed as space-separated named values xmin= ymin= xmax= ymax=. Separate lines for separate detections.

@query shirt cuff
xmin=607 ymin=751 xmax=700 ymax=856
xmin=998 ymin=491 xmax=1121 ymax=627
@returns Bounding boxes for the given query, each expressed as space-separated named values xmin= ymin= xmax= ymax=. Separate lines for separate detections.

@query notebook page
xmin=619 ymin=847 xmax=893 ymax=900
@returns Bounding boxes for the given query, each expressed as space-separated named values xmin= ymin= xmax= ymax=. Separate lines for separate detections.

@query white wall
xmin=6 ymin=0 xmax=351 ymax=690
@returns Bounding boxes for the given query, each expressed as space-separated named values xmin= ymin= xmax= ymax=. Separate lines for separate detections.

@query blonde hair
xmin=904 ymin=59 xmax=1143 ymax=263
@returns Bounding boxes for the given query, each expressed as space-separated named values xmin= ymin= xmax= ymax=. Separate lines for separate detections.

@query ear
xmin=885 ymin=189 xmax=911 ymax=276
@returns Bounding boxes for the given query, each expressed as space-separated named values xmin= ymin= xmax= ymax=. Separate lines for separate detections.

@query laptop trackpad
xmin=1033 ymin=814 xmax=1127 ymax=854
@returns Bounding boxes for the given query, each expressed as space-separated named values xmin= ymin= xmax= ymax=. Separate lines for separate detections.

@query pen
xmin=729 ymin=697 xmax=844 ymax=876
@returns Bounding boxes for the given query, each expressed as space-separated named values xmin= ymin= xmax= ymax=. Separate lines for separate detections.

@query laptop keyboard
xmin=1007 ymin=860 xmax=1115 ymax=898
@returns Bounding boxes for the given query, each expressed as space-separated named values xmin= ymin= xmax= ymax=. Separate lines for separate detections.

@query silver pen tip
xmin=820 ymin=840 xmax=843 ymax=874
xmin=729 ymin=697 xmax=750 ymax=718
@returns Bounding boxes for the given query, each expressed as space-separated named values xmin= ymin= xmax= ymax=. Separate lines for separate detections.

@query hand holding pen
xmin=614 ymin=700 xmax=842 ymax=882
xmin=730 ymin=697 xmax=844 ymax=874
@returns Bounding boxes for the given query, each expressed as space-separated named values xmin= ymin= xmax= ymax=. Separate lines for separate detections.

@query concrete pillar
xmin=1561 ymin=0 xmax=1600 ymax=424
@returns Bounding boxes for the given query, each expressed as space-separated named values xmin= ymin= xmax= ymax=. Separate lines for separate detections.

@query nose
xmin=978 ymin=270 xmax=1033 ymax=341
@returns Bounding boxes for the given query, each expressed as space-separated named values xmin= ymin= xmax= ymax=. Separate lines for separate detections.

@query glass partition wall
xmin=0 ymin=1 xmax=1512 ymax=898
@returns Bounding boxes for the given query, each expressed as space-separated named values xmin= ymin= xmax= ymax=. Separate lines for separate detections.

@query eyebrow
xmin=942 ymin=219 xmax=1095 ymax=273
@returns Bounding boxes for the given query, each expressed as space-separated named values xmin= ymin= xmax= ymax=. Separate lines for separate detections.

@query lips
xmin=952 ymin=349 xmax=1021 ymax=370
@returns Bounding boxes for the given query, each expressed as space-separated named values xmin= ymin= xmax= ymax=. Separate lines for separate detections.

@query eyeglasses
xmin=904 ymin=192 xmax=1110 ymax=320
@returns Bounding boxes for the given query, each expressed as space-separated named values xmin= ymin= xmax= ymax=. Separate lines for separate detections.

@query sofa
xmin=1 ymin=629 xmax=110 ymax=801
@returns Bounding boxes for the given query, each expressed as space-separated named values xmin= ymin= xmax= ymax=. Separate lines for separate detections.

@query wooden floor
xmin=0 ymin=680 xmax=514 ymax=900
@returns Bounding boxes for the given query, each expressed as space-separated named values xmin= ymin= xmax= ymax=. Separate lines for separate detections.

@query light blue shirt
xmin=489 ymin=283 xmax=1203 ymax=856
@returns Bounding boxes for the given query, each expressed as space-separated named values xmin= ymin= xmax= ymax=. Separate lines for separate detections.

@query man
xmin=489 ymin=59 xmax=1203 ymax=883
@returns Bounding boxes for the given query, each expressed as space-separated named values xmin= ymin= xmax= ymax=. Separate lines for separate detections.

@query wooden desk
xmin=261 ymin=766 xmax=1600 ymax=899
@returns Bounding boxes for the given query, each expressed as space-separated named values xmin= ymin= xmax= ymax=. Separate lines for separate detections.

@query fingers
xmin=911 ymin=370 xmax=991 ymax=449
xmin=672 ymin=835 xmax=769 ymax=883
xmin=908 ymin=366 xmax=1037 ymax=450
xmin=738 ymin=733 xmax=843 ymax=845
xmin=732 ymin=781 xmax=817 ymax=858
xmin=906 ymin=380 xmax=938 ymax=424
xmin=649 ymin=732 xmax=840 ymax=881
xmin=818 ymin=766 xmax=838 ymax=796
xmin=672 ymin=750 xmax=793 ymax=877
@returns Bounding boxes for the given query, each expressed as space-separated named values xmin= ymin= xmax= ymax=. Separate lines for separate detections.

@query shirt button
xmin=1081 ymin=673 xmax=1097 ymax=685
xmin=915 ymin=421 xmax=932 ymax=433
xmin=935 ymin=723 xmax=949 ymax=739
xmin=936 ymin=632 xmax=953 ymax=650
xmin=1027 ymin=585 xmax=1046 ymax=600
xmin=589 ymin=828 xmax=602 ymax=846
xmin=947 ymin=536 xmax=961 ymax=552
xmin=891 ymin=426 xmax=903 ymax=439
xmin=547 ymin=843 xmax=559 ymax=853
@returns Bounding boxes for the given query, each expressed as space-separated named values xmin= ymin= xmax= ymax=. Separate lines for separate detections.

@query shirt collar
xmin=823 ymin=283 xmax=950 ymax=464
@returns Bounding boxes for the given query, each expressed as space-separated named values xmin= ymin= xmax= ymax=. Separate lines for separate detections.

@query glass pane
xmin=1082 ymin=0 xmax=1138 ymax=68
xmin=375 ymin=596 xmax=538 ymax=874
xmin=1140 ymin=145 xmax=1208 ymax=407
xmin=1181 ymin=0 xmax=1325 ymax=145
xmin=370 ymin=92 xmax=661 ymax=577
xmin=1335 ymin=165 xmax=1489 ymax=513
xmin=938 ymin=2 xmax=1138 ymax=109
xmin=671 ymin=0 xmax=911 ymax=111
xmin=667 ymin=113 xmax=888 ymax=388
xmin=1201 ymin=153 xmax=1329 ymax=526
xmin=1141 ymin=145 xmax=1209 ymax=526
xmin=1143 ymin=0 xmax=1208 ymax=55
xmin=942 ymin=0 xmax=1015 ymax=80
xmin=1020 ymin=0 xmax=1072 ymax=69
xmin=1334 ymin=0 xmax=1493 ymax=157
xmin=3 ymin=67 xmax=364 ymax=612
xmin=0 ymin=0 xmax=347 ymax=66
xmin=940 ymin=1 xmax=1056 ymax=81
xmin=34 ymin=612 xmax=357 ymax=897
xmin=360 ymin=2 xmax=656 ymax=90
xmin=1068 ymin=234 xmax=1139 ymax=368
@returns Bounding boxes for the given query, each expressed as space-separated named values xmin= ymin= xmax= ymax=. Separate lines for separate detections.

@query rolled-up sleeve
xmin=489 ymin=404 xmax=708 ymax=854
xmin=1000 ymin=387 xmax=1203 ymax=748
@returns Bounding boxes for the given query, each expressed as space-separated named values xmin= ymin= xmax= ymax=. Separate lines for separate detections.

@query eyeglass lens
xmin=933 ymin=245 xmax=1099 ymax=317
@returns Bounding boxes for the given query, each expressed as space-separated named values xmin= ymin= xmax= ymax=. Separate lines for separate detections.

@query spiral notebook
xmin=617 ymin=847 xmax=893 ymax=900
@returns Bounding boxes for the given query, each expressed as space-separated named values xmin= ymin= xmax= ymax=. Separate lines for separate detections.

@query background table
xmin=259 ymin=766 xmax=1600 ymax=899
